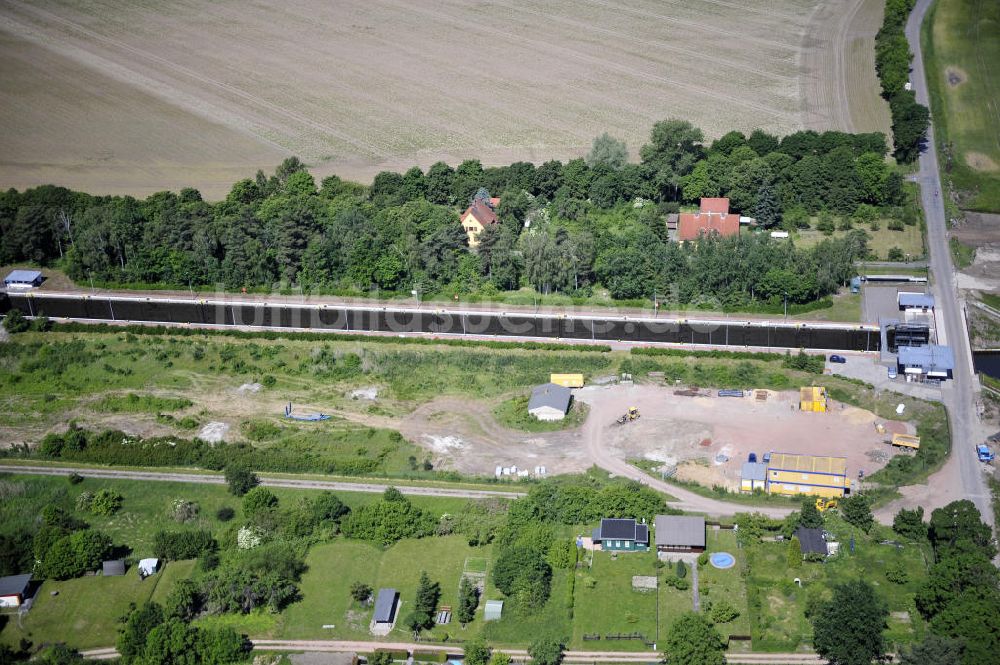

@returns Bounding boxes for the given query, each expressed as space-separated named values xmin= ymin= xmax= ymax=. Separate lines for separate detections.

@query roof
xmin=635 ymin=524 xmax=649 ymax=544
xmin=484 ymin=599 xmax=503 ymax=618
xmin=102 ymin=560 xmax=126 ymax=576
xmin=138 ymin=558 xmax=159 ymax=575
xmin=699 ymin=198 xmax=730 ymax=214
xmin=4 ymin=270 xmax=42 ymax=283
xmin=528 ymin=383 xmax=571 ymax=413
xmin=768 ymin=453 xmax=847 ymax=476
xmin=741 ymin=462 xmax=767 ymax=481
xmin=794 ymin=527 xmax=828 ymax=555
xmin=462 ymin=199 xmax=499 ymax=227
xmin=0 ymin=574 xmax=31 ymax=597
xmin=898 ymin=292 xmax=935 ymax=309
xmin=677 ymin=211 xmax=740 ymax=241
xmin=898 ymin=345 xmax=955 ymax=372
xmin=600 ymin=518 xmax=639 ymax=540
xmin=654 ymin=515 xmax=706 ymax=548
xmin=373 ymin=588 xmax=399 ymax=623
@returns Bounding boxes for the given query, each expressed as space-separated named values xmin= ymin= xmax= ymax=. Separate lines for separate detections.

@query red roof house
xmin=460 ymin=198 xmax=500 ymax=247
xmin=677 ymin=198 xmax=740 ymax=242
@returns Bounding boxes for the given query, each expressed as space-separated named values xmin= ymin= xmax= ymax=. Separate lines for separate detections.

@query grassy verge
xmin=493 ymin=395 xmax=589 ymax=432
xmin=922 ymin=0 xmax=1000 ymax=213
xmin=949 ymin=237 xmax=976 ymax=269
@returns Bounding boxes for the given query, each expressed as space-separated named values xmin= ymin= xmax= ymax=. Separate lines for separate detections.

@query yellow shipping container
xmin=799 ymin=386 xmax=828 ymax=412
xmin=550 ymin=373 xmax=584 ymax=388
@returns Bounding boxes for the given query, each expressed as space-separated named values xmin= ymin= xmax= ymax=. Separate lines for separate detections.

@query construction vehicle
xmin=815 ymin=498 xmax=838 ymax=512
xmin=977 ymin=444 xmax=995 ymax=463
xmin=616 ymin=407 xmax=640 ymax=425
xmin=890 ymin=433 xmax=921 ymax=450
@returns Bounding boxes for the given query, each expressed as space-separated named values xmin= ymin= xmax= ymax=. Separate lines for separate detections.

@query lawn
xmin=924 ymin=0 xmax=1000 ymax=213
xmin=794 ymin=223 xmax=924 ymax=260
xmin=698 ymin=530 xmax=751 ymax=642
xmin=281 ymin=536 xmax=490 ymax=641
xmin=0 ymin=559 xmax=195 ymax=650
xmin=571 ymin=550 xmax=660 ymax=650
xmin=493 ymin=395 xmax=589 ymax=433
xmin=745 ymin=516 xmax=930 ymax=652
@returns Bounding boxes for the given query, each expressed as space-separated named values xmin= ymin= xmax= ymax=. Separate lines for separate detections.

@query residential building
xmin=591 ymin=518 xmax=650 ymax=551
xmin=677 ymin=198 xmax=741 ymax=242
xmin=527 ymin=383 xmax=572 ymax=421
xmin=0 ymin=574 xmax=31 ymax=608
xmin=653 ymin=515 xmax=706 ymax=553
xmin=765 ymin=453 xmax=849 ymax=498
xmin=460 ymin=198 xmax=500 ymax=247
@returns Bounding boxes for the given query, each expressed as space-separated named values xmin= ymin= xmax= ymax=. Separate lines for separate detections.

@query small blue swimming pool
xmin=710 ymin=552 xmax=735 ymax=569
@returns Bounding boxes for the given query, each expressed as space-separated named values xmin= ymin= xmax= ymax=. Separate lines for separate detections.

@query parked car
xmin=829 ymin=354 xmax=847 ymax=363
xmin=888 ymin=366 xmax=898 ymax=379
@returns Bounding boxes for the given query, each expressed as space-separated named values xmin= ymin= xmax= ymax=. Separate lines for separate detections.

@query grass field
xmin=924 ymin=0 xmax=1000 ymax=212
xmin=0 ymin=559 xmax=195 ymax=650
xmin=794 ymin=223 xmax=925 ymax=260
xmin=0 ymin=0 xmax=885 ymax=199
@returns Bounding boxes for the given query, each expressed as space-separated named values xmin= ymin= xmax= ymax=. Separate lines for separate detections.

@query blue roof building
xmin=3 ymin=270 xmax=42 ymax=288
xmin=897 ymin=292 xmax=935 ymax=311
xmin=897 ymin=345 xmax=955 ymax=380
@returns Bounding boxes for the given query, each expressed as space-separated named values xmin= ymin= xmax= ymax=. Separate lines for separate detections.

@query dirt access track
xmin=405 ymin=384 xmax=912 ymax=493
xmin=0 ymin=0 xmax=887 ymax=199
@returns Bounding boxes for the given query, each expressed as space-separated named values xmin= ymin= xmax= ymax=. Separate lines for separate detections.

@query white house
xmin=527 ymin=383 xmax=572 ymax=421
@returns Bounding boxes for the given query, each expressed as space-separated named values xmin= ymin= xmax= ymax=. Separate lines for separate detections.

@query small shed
xmin=3 ymin=270 xmax=43 ymax=289
xmin=740 ymin=462 xmax=767 ymax=492
xmin=484 ymin=600 xmax=503 ymax=621
xmin=794 ymin=527 xmax=828 ymax=557
xmin=799 ymin=386 xmax=827 ymax=412
xmin=102 ymin=560 xmax=126 ymax=577
xmin=0 ymin=574 xmax=32 ymax=608
xmin=527 ymin=383 xmax=572 ymax=421
xmin=373 ymin=588 xmax=399 ymax=625
xmin=137 ymin=558 xmax=160 ymax=577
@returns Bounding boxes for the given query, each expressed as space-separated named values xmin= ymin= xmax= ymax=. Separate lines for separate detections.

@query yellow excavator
xmin=815 ymin=498 xmax=838 ymax=512
xmin=616 ymin=407 xmax=640 ymax=425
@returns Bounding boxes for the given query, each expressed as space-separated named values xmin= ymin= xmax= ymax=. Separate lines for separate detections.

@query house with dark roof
xmin=677 ymin=198 xmax=741 ymax=242
xmin=654 ymin=515 xmax=706 ymax=553
xmin=527 ymin=383 xmax=572 ymax=421
xmin=591 ymin=518 xmax=649 ymax=551
xmin=794 ymin=527 xmax=828 ymax=557
xmin=0 ymin=574 xmax=32 ymax=608
xmin=460 ymin=198 xmax=500 ymax=247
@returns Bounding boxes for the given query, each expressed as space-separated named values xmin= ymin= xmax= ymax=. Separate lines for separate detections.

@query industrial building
xmin=799 ymin=387 xmax=828 ymax=412
xmin=897 ymin=345 xmax=955 ymax=381
xmin=740 ymin=462 xmax=767 ymax=492
xmin=897 ymin=292 xmax=934 ymax=313
xmin=764 ymin=453 xmax=850 ymax=498
xmin=3 ymin=270 xmax=42 ymax=289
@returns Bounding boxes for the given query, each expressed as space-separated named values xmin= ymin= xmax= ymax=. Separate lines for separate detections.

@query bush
xmin=885 ymin=560 xmax=908 ymax=584
xmin=90 ymin=489 xmax=123 ymax=516
xmin=67 ymin=472 xmax=84 ymax=485
xmin=709 ymin=598 xmax=741 ymax=623
xmin=2 ymin=309 xmax=29 ymax=334
xmin=676 ymin=560 xmax=688 ymax=579
xmin=242 ymin=487 xmax=279 ymax=518
xmin=171 ymin=499 xmax=200 ymax=523
xmin=697 ymin=551 xmax=709 ymax=568
xmin=887 ymin=247 xmax=905 ymax=262
xmin=153 ymin=529 xmax=218 ymax=560
xmin=224 ymin=465 xmax=259 ymax=496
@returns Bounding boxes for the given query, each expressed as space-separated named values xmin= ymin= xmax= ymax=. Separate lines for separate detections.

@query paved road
xmin=0 ymin=465 xmax=527 ymax=500
xmin=884 ymin=0 xmax=994 ymax=527
xmin=83 ymin=642 xmax=829 ymax=664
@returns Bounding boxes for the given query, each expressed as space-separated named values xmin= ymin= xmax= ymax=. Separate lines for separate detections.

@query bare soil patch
xmin=945 ymin=66 xmax=968 ymax=88
xmin=0 ymin=0 xmax=867 ymax=198
xmin=966 ymin=151 xmax=999 ymax=172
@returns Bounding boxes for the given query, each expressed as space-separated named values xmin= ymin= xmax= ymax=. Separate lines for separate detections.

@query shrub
xmin=697 ymin=551 xmax=710 ymax=568
xmin=709 ymin=598 xmax=741 ymax=623
xmin=171 ymin=499 xmax=200 ymax=524
xmin=242 ymin=487 xmax=279 ymax=518
xmin=224 ymin=465 xmax=259 ymax=496
xmin=90 ymin=489 xmax=123 ymax=516
xmin=2 ymin=309 xmax=29 ymax=334
xmin=67 ymin=472 xmax=84 ymax=485
xmin=153 ymin=529 xmax=218 ymax=560
xmin=885 ymin=561 xmax=908 ymax=584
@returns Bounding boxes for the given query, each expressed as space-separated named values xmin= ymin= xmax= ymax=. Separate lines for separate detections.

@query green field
xmin=924 ymin=0 xmax=1000 ymax=212
xmin=794 ymin=223 xmax=924 ymax=261
xmin=0 ymin=559 xmax=195 ymax=650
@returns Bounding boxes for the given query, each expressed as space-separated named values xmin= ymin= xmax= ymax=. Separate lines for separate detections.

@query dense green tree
xmin=241 ymin=487 xmax=279 ymax=518
xmin=640 ymin=119 xmax=704 ymax=200
xmin=586 ymin=133 xmax=629 ymax=170
xmin=165 ymin=578 xmax=202 ymax=621
xmin=840 ymin=493 xmax=874 ymax=532
xmin=929 ymin=500 xmax=996 ymax=558
xmin=464 ymin=638 xmax=491 ymax=665
xmin=812 ymin=581 xmax=888 ymax=665
xmin=528 ymin=639 xmax=564 ymax=665
xmin=118 ymin=602 xmax=165 ymax=663
xmin=223 ymin=466 xmax=258 ymax=496
xmin=350 ymin=581 xmax=372 ymax=603
xmin=892 ymin=506 xmax=927 ymax=541
xmin=661 ymin=612 xmax=726 ymax=665
xmin=457 ymin=576 xmax=480 ymax=625
xmin=799 ymin=498 xmax=823 ymax=529
xmin=492 ymin=545 xmax=552 ymax=608
xmin=898 ymin=635 xmax=963 ymax=665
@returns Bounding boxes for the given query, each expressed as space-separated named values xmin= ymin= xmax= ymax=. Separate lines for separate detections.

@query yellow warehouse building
xmin=765 ymin=452 xmax=849 ymax=498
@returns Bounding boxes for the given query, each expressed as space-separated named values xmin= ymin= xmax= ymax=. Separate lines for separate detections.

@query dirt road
xmin=0 ymin=465 xmax=526 ymax=500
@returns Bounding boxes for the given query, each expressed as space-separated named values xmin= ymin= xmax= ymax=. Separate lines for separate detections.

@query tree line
xmin=876 ymin=0 xmax=930 ymax=163
xmin=0 ymin=119 xmax=908 ymax=308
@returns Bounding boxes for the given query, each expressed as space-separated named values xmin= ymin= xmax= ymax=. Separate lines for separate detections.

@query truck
xmin=890 ymin=433 xmax=921 ymax=450
xmin=976 ymin=444 xmax=995 ymax=463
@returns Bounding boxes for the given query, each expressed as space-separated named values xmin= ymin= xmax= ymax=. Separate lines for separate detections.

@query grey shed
xmin=373 ymin=588 xmax=399 ymax=624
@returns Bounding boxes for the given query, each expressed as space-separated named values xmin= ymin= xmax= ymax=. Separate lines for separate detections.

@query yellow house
xmin=460 ymin=198 xmax=500 ymax=247
xmin=765 ymin=453 xmax=849 ymax=498
xmin=550 ymin=373 xmax=584 ymax=388
xmin=799 ymin=386 xmax=828 ymax=412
